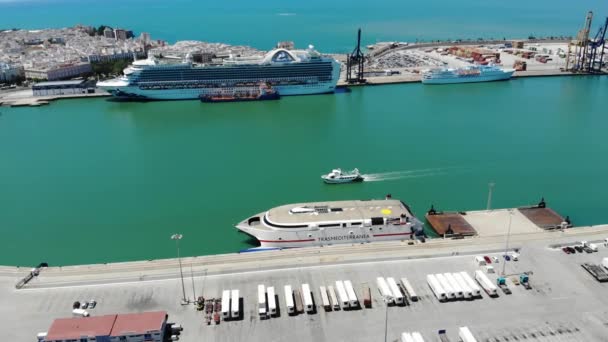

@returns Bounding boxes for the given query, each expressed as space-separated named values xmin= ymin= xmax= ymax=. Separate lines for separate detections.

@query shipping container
xmin=294 ymin=288 xmax=304 ymax=313
xmin=319 ymin=286 xmax=331 ymax=311
xmin=221 ymin=290 xmax=230 ymax=319
xmin=475 ymin=270 xmax=498 ymax=297
xmin=328 ymin=285 xmax=340 ymax=310
xmin=376 ymin=277 xmax=394 ymax=303
xmin=436 ymin=274 xmax=455 ymax=300
xmin=344 ymin=280 xmax=359 ymax=308
xmin=426 ymin=274 xmax=447 ymax=302
xmin=267 ymin=286 xmax=277 ymax=316
xmin=444 ymin=273 xmax=463 ymax=299
xmin=460 ymin=272 xmax=482 ymax=297
xmin=258 ymin=284 xmax=267 ymax=318
xmin=284 ymin=285 xmax=295 ymax=314
xmin=302 ymin=283 xmax=314 ymax=313
xmin=387 ymin=277 xmax=405 ymax=305
xmin=335 ymin=281 xmax=350 ymax=308
xmin=230 ymin=289 xmax=240 ymax=318
xmin=458 ymin=326 xmax=478 ymax=342
xmin=452 ymin=273 xmax=472 ymax=299
xmin=400 ymin=277 xmax=418 ymax=301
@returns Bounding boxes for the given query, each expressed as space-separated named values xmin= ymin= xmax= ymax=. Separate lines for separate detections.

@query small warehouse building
xmin=42 ymin=311 xmax=168 ymax=342
xmin=32 ymin=80 xmax=96 ymax=96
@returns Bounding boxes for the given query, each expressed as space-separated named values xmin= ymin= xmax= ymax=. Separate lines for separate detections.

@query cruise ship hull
xmin=422 ymin=71 xmax=514 ymax=85
xmin=101 ymin=83 xmax=337 ymax=100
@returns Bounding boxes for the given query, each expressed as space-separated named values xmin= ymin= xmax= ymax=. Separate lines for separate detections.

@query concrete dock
xmin=426 ymin=201 xmax=568 ymax=237
xmin=0 ymin=90 xmax=110 ymax=107
xmin=2 ymin=216 xmax=608 ymax=341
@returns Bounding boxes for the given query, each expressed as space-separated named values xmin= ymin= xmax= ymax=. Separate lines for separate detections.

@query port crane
xmin=566 ymin=11 xmax=593 ymax=72
xmin=586 ymin=17 xmax=608 ymax=72
xmin=346 ymin=28 xmax=366 ymax=84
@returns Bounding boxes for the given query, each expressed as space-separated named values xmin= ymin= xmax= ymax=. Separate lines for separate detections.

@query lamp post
xmin=171 ymin=233 xmax=188 ymax=304
xmin=383 ymin=295 xmax=392 ymax=342
xmin=502 ymin=209 xmax=514 ymax=276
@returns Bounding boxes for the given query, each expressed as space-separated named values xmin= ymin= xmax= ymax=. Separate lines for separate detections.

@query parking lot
xmin=3 ymin=231 xmax=608 ymax=342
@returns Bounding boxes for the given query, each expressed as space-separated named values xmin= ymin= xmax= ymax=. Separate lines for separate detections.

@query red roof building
xmin=45 ymin=314 xmax=116 ymax=341
xmin=43 ymin=311 xmax=167 ymax=342
xmin=111 ymin=311 xmax=168 ymax=337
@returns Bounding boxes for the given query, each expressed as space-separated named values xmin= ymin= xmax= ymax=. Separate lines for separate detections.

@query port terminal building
xmin=32 ymin=80 xmax=96 ymax=96
xmin=41 ymin=311 xmax=167 ymax=342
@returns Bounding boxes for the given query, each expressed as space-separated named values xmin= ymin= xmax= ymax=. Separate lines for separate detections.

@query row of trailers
xmin=376 ymin=277 xmax=418 ymax=305
xmin=427 ymin=271 xmax=498 ymax=302
xmin=257 ymin=280 xmax=376 ymax=318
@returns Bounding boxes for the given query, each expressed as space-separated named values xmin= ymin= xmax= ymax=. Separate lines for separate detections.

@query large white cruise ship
xmin=97 ymin=45 xmax=341 ymax=100
xmin=236 ymin=196 xmax=424 ymax=248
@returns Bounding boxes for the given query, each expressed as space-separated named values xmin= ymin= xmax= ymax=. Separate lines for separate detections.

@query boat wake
xmin=277 ymin=12 xmax=296 ymax=16
xmin=362 ymin=168 xmax=448 ymax=182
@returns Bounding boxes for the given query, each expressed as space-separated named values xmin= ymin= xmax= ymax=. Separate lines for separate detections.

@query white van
xmin=72 ymin=309 xmax=89 ymax=317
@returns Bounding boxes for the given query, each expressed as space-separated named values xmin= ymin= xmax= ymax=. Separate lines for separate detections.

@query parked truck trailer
xmin=475 ymin=270 xmax=498 ymax=297
xmin=400 ymin=277 xmax=418 ymax=301
xmin=387 ymin=277 xmax=405 ymax=305
xmin=426 ymin=274 xmax=447 ymax=302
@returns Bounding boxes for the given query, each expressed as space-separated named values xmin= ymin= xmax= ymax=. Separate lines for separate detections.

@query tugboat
xmin=199 ymin=82 xmax=280 ymax=103
xmin=321 ymin=168 xmax=364 ymax=184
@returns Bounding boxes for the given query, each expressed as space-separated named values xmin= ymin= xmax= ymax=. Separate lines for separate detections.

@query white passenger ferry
xmin=236 ymin=196 xmax=424 ymax=248
xmin=422 ymin=65 xmax=515 ymax=84
xmin=97 ymin=45 xmax=341 ymax=100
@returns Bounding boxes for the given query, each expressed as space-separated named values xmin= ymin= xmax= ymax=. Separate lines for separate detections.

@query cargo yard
xmin=344 ymin=40 xmax=585 ymax=86
xmin=3 ymin=212 xmax=608 ymax=341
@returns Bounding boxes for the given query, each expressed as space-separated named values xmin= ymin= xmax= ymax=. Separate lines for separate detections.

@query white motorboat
xmin=321 ymin=168 xmax=364 ymax=184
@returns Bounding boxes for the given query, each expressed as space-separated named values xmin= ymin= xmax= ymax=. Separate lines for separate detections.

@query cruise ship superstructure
xmin=236 ymin=197 xmax=424 ymax=248
xmin=422 ymin=65 xmax=515 ymax=84
xmin=97 ymin=45 xmax=341 ymax=100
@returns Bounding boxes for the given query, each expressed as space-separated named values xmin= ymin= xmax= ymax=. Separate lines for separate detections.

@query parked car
xmin=80 ymin=302 xmax=88 ymax=309
xmin=567 ymin=246 xmax=576 ymax=253
xmin=562 ymin=247 xmax=571 ymax=254
xmin=72 ymin=301 xmax=81 ymax=309
xmin=503 ymin=254 xmax=511 ymax=261
xmin=492 ymin=256 xmax=500 ymax=263
xmin=574 ymin=246 xmax=584 ymax=253
xmin=483 ymin=256 xmax=492 ymax=264
xmin=88 ymin=300 xmax=96 ymax=309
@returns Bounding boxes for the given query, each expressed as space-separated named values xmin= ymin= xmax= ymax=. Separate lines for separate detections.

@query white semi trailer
xmin=426 ymin=274 xmax=447 ymax=302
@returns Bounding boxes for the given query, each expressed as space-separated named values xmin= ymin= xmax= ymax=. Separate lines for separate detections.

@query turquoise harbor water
xmin=2 ymin=0 xmax=608 ymax=266
xmin=1 ymin=0 xmax=608 ymax=52
xmin=1 ymin=76 xmax=608 ymax=266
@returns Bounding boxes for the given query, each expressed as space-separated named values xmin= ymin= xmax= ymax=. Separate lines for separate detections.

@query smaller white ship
xmin=322 ymin=168 xmax=364 ymax=184
xmin=422 ymin=65 xmax=515 ymax=84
